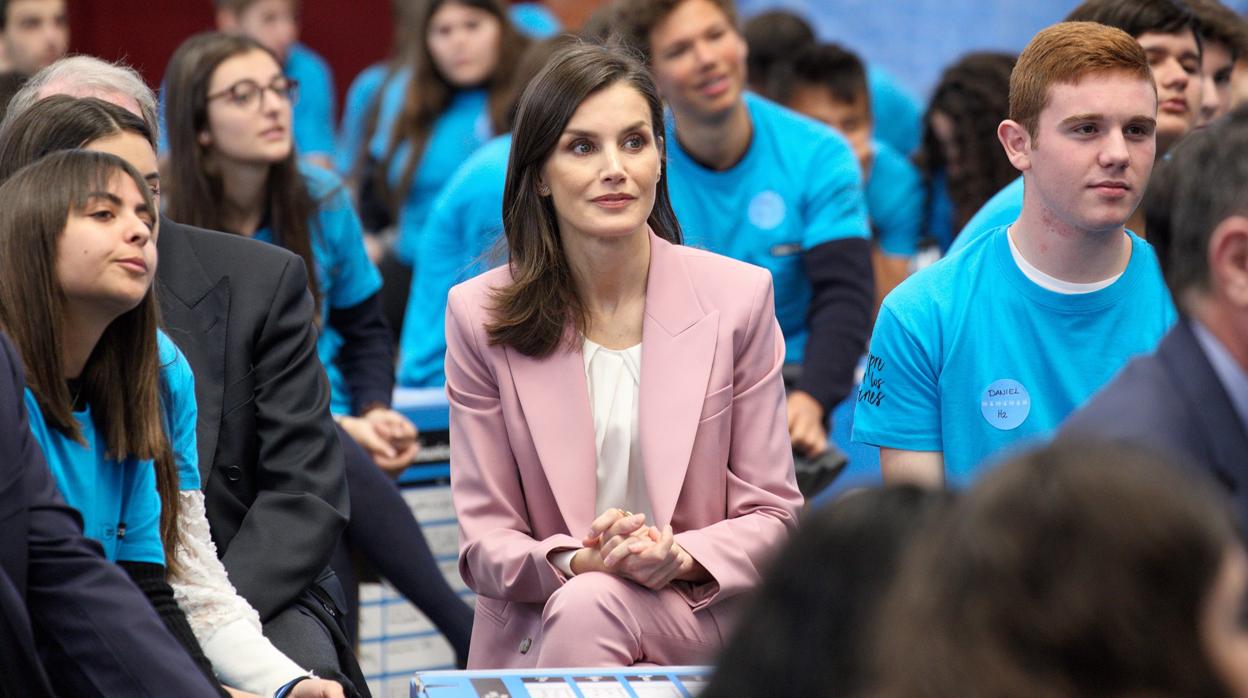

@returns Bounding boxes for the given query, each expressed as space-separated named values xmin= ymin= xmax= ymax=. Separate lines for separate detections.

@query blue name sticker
xmin=980 ymin=379 xmax=1031 ymax=431
xmin=748 ymin=190 xmax=787 ymax=230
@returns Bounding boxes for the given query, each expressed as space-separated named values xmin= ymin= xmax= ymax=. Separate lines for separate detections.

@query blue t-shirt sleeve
xmin=851 ymin=303 xmax=944 ymax=453
xmin=317 ymin=172 xmax=384 ymax=309
xmin=157 ymin=332 xmax=200 ymax=492
xmin=867 ymin=142 xmax=923 ymax=257
xmin=116 ymin=456 xmax=165 ymax=565
xmin=950 ymin=176 xmax=1024 ymax=255
xmin=803 ymin=131 xmax=871 ymax=249
xmin=289 ymin=44 xmax=337 ymax=159
xmin=336 ymin=64 xmax=388 ymax=174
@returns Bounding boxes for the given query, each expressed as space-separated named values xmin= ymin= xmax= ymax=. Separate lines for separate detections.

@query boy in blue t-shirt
xmin=853 ymin=22 xmax=1177 ymax=487
xmin=616 ymin=0 xmax=875 ymax=459
xmin=949 ymin=0 xmax=1202 ymax=255
xmin=216 ymin=0 xmax=336 ymax=166
xmin=783 ymin=42 xmax=923 ymax=309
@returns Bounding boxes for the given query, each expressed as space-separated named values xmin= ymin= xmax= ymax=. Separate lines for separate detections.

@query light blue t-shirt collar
xmin=993 ymin=226 xmax=1145 ymax=313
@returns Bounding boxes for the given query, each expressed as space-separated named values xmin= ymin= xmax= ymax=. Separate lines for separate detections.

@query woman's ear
xmin=197 ymin=130 xmax=212 ymax=147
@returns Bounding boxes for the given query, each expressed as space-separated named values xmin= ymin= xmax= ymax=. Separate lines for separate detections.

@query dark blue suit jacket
xmin=0 ymin=332 xmax=219 ymax=697
xmin=1062 ymin=319 xmax=1248 ymax=519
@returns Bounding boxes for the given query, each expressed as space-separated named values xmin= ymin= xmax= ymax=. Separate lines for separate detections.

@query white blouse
xmin=170 ymin=490 xmax=310 ymax=696
xmin=551 ymin=338 xmax=655 ymax=575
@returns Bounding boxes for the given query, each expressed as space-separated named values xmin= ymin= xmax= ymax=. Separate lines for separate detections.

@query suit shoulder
xmin=1062 ymin=353 xmax=1184 ymax=443
xmin=166 ymin=221 xmax=303 ymax=274
xmin=675 ymin=244 xmax=772 ymax=313
xmin=448 ymin=264 xmax=511 ymax=315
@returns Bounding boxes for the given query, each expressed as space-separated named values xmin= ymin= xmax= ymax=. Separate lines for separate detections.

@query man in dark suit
xmin=0 ymin=331 xmax=221 ymax=698
xmin=1062 ymin=105 xmax=1248 ymax=516
xmin=3 ymin=57 xmax=368 ymax=694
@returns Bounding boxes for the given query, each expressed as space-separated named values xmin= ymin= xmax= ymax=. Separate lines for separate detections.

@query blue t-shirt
xmin=867 ymin=65 xmax=923 ymax=158
xmin=359 ymin=71 xmax=491 ymax=264
xmin=852 ymin=226 xmax=1177 ymax=486
xmin=286 ymin=43 xmax=337 ymax=159
xmin=253 ymin=162 xmax=383 ymax=415
xmin=26 ymin=392 xmax=165 ymax=564
xmin=666 ymin=92 xmax=870 ymax=363
xmin=158 ymin=330 xmax=201 ymax=492
xmin=336 ymin=62 xmax=389 ymax=174
xmin=949 ymin=176 xmax=1023 ymax=255
xmin=398 ymin=133 xmax=510 ymax=388
xmin=866 ymin=139 xmax=923 ymax=257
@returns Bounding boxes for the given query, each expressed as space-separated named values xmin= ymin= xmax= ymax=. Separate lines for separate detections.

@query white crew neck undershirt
xmin=1007 ymin=228 xmax=1125 ymax=294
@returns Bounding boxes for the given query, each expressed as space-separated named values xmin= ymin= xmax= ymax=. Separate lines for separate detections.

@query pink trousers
xmin=533 ymin=571 xmax=738 ymax=667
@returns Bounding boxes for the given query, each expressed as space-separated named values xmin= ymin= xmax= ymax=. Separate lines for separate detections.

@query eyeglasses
xmin=207 ymin=76 xmax=299 ymax=111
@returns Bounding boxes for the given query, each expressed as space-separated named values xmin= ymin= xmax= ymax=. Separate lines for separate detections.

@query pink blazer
xmin=445 ymin=231 xmax=803 ymax=668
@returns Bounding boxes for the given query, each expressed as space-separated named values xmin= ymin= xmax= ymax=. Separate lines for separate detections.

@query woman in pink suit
xmin=445 ymin=42 xmax=803 ymax=669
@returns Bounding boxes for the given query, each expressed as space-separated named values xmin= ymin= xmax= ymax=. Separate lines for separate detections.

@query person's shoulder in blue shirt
xmin=157 ymin=330 xmax=200 ymax=492
xmin=866 ymin=138 xmax=923 ymax=257
xmin=509 ymin=2 xmax=561 ymax=37
xmin=665 ymin=92 xmax=870 ymax=362
xmin=852 ymin=226 xmax=1176 ymax=486
xmin=949 ymin=176 xmax=1024 ymax=255
xmin=285 ymin=42 xmax=336 ymax=161
xmin=397 ymin=132 xmax=512 ymax=387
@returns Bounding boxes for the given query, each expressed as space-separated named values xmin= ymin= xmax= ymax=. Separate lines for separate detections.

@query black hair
xmin=788 ymin=42 xmax=869 ymax=108
xmin=741 ymin=9 xmax=816 ymax=99
xmin=1066 ymin=0 xmax=1202 ymax=49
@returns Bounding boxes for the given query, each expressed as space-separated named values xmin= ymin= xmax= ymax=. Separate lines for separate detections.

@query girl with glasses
xmin=162 ymin=31 xmax=473 ymax=665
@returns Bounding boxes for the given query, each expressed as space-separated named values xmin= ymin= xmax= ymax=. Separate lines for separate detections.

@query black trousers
xmin=331 ymin=425 xmax=474 ymax=665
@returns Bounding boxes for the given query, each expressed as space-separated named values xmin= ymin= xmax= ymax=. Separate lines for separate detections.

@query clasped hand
xmin=338 ymin=407 xmax=420 ymax=474
xmin=571 ymin=509 xmax=693 ymax=590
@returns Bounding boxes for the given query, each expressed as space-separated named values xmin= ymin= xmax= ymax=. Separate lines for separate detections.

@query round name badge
xmin=980 ymin=379 xmax=1031 ymax=431
xmin=748 ymin=190 xmax=787 ymax=230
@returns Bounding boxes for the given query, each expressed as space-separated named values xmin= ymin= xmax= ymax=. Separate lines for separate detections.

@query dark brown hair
xmin=742 ymin=9 xmax=815 ymax=100
xmin=788 ymin=42 xmax=870 ymax=110
xmin=918 ymin=51 xmax=1018 ymax=233
xmin=161 ymin=31 xmax=322 ymax=316
xmin=363 ymin=0 xmax=529 ymax=219
xmin=0 ymin=95 xmax=154 ymax=181
xmin=1186 ymin=0 xmax=1248 ymax=62
xmin=613 ymin=0 xmax=739 ymax=63
xmin=486 ymin=42 xmax=682 ymax=357
xmin=874 ymin=441 xmax=1239 ymax=698
xmin=0 ymin=150 xmax=184 ymax=565
xmin=703 ymin=486 xmax=956 ymax=698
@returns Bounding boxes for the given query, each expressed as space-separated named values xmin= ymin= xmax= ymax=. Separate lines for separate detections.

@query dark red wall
xmin=66 ymin=0 xmax=394 ymax=107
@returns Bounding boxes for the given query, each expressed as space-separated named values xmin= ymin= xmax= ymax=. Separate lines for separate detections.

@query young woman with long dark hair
xmin=445 ymin=42 xmax=802 ymax=668
xmin=345 ymin=0 xmax=529 ymax=333
xmin=162 ymin=31 xmax=473 ymax=662
xmin=0 ymin=97 xmax=345 ymax=698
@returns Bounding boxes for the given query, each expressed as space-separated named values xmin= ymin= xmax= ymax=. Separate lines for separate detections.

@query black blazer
xmin=156 ymin=217 xmax=349 ymax=620
xmin=0 ymin=332 xmax=219 ymax=697
xmin=1062 ymin=318 xmax=1248 ymax=519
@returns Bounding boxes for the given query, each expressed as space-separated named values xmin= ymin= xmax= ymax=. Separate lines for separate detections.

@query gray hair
xmin=2 ymin=55 xmax=159 ymax=140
